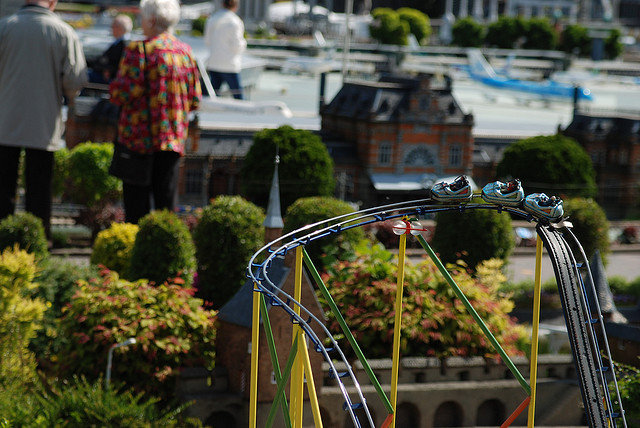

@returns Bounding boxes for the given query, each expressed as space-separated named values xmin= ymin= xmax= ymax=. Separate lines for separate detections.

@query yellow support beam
xmin=528 ymin=236 xmax=544 ymax=428
xmin=249 ymin=282 xmax=261 ymax=428
xmin=390 ymin=231 xmax=407 ymax=428
xmin=300 ymin=332 xmax=323 ymax=428
xmin=290 ymin=247 xmax=305 ymax=428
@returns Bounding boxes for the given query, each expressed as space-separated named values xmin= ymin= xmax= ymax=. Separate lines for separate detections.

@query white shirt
xmin=204 ymin=8 xmax=246 ymax=73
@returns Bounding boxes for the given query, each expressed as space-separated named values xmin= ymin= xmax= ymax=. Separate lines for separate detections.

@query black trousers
xmin=123 ymin=150 xmax=181 ymax=224
xmin=0 ymin=146 xmax=53 ymax=237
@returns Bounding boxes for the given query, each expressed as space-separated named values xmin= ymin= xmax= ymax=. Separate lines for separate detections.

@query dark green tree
xmin=0 ymin=212 xmax=48 ymax=258
xmin=604 ymin=28 xmax=623 ymax=60
xmin=66 ymin=142 xmax=122 ymax=238
xmin=192 ymin=196 xmax=264 ymax=309
xmin=559 ymin=24 xmax=591 ymax=56
xmin=485 ymin=16 xmax=527 ymax=49
xmin=369 ymin=8 xmax=409 ymax=45
xmin=451 ymin=17 xmax=484 ymax=47
xmin=563 ymin=197 xmax=610 ymax=263
xmin=240 ymin=125 xmax=335 ymax=212
xmin=431 ymin=207 xmax=514 ymax=269
xmin=397 ymin=8 xmax=431 ymax=45
xmin=522 ymin=18 xmax=557 ymax=50
xmin=495 ymin=134 xmax=597 ymax=199
xmin=283 ymin=196 xmax=365 ymax=270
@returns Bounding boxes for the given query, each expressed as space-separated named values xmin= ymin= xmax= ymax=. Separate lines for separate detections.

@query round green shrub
xmin=560 ymin=24 xmax=591 ymax=56
xmin=128 ymin=210 xmax=196 ymax=286
xmin=91 ymin=223 xmax=139 ymax=274
xmin=563 ymin=197 xmax=610 ymax=263
xmin=496 ymin=134 xmax=597 ymax=199
xmin=452 ymin=17 xmax=485 ymax=47
xmin=369 ymin=8 xmax=409 ymax=45
xmin=0 ymin=212 xmax=48 ymax=258
xmin=283 ymin=196 xmax=365 ymax=269
xmin=431 ymin=206 xmax=514 ymax=269
xmin=192 ymin=196 xmax=265 ymax=309
xmin=397 ymin=7 xmax=431 ymax=45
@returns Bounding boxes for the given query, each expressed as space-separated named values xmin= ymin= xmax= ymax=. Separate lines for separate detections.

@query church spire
xmin=263 ymin=151 xmax=284 ymax=242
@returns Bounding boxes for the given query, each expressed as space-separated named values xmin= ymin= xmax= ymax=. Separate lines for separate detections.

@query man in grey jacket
xmin=0 ymin=0 xmax=87 ymax=238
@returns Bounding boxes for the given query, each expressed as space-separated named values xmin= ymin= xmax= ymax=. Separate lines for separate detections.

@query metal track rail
xmin=536 ymin=221 xmax=626 ymax=428
xmin=248 ymin=199 xmax=626 ymax=427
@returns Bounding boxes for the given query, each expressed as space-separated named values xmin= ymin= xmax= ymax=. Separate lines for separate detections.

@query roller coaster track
xmin=246 ymin=198 xmax=628 ymax=427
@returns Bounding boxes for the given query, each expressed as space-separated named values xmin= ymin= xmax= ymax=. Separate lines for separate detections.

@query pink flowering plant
xmin=56 ymin=269 xmax=216 ymax=400
xmin=320 ymin=241 xmax=527 ymax=359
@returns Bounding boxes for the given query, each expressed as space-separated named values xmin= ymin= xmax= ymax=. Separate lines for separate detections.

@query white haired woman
xmin=109 ymin=0 xmax=201 ymax=223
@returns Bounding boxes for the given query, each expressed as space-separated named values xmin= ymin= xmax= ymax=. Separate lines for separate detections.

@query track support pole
xmin=528 ymin=236 xmax=544 ymax=427
xmin=249 ymin=282 xmax=261 ymax=428
xmin=390 ymin=232 xmax=407 ymax=428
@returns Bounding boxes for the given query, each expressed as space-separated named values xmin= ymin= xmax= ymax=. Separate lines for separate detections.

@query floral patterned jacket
xmin=109 ymin=32 xmax=201 ymax=155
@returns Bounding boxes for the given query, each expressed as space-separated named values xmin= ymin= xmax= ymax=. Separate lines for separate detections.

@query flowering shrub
xmin=56 ymin=270 xmax=217 ymax=400
xmin=0 ymin=246 xmax=47 ymax=385
xmin=320 ymin=241 xmax=527 ymax=359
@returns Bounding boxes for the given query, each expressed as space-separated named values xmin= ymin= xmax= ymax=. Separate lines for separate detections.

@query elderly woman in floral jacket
xmin=110 ymin=0 xmax=201 ymax=223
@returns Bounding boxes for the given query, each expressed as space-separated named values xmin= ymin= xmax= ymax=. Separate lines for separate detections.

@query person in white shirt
xmin=204 ymin=0 xmax=246 ymax=99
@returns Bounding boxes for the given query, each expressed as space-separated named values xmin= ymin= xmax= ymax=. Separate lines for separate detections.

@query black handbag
xmin=108 ymin=41 xmax=153 ymax=187
xmin=109 ymin=142 xmax=153 ymax=186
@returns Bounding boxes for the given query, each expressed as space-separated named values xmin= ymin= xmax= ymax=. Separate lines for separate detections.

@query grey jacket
xmin=0 ymin=5 xmax=87 ymax=151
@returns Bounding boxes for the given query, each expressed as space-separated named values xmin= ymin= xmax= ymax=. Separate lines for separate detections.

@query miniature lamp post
xmin=105 ymin=337 xmax=136 ymax=389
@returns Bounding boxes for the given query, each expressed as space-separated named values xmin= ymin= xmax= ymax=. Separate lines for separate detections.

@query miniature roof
xmin=217 ymin=256 xmax=290 ymax=328
xmin=321 ymin=74 xmax=467 ymax=124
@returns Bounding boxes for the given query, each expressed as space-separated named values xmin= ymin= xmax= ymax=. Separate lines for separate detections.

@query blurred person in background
xmin=109 ymin=0 xmax=201 ymax=224
xmin=204 ymin=0 xmax=246 ymax=99
xmin=0 ymin=0 xmax=87 ymax=238
xmin=88 ymin=13 xmax=133 ymax=84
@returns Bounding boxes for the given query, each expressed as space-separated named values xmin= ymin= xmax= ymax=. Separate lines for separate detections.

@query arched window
xmin=434 ymin=400 xmax=463 ymax=427
xmin=396 ymin=402 xmax=421 ymax=428
xmin=205 ymin=411 xmax=236 ymax=428
xmin=476 ymin=398 xmax=505 ymax=426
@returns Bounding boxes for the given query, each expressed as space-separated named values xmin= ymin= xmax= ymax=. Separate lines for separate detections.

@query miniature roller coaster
xmin=245 ymin=177 xmax=628 ymax=428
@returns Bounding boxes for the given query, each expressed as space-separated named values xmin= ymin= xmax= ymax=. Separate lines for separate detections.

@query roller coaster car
xmin=481 ymin=179 xmax=525 ymax=207
xmin=523 ymin=193 xmax=564 ymax=220
xmin=431 ymin=175 xmax=473 ymax=202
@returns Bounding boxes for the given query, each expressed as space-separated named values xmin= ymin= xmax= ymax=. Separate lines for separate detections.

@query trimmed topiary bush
xmin=283 ymin=196 xmax=365 ymax=269
xmin=91 ymin=222 xmax=139 ymax=275
xmin=128 ymin=210 xmax=196 ymax=286
xmin=369 ymin=8 xmax=410 ymax=46
xmin=397 ymin=7 xmax=431 ymax=45
xmin=496 ymin=134 xmax=597 ymax=199
xmin=563 ymin=197 xmax=610 ymax=263
xmin=452 ymin=17 xmax=485 ymax=47
xmin=192 ymin=196 xmax=265 ymax=309
xmin=431 ymin=206 xmax=514 ymax=269
xmin=0 ymin=212 xmax=48 ymax=258
xmin=240 ymin=126 xmax=334 ymax=212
